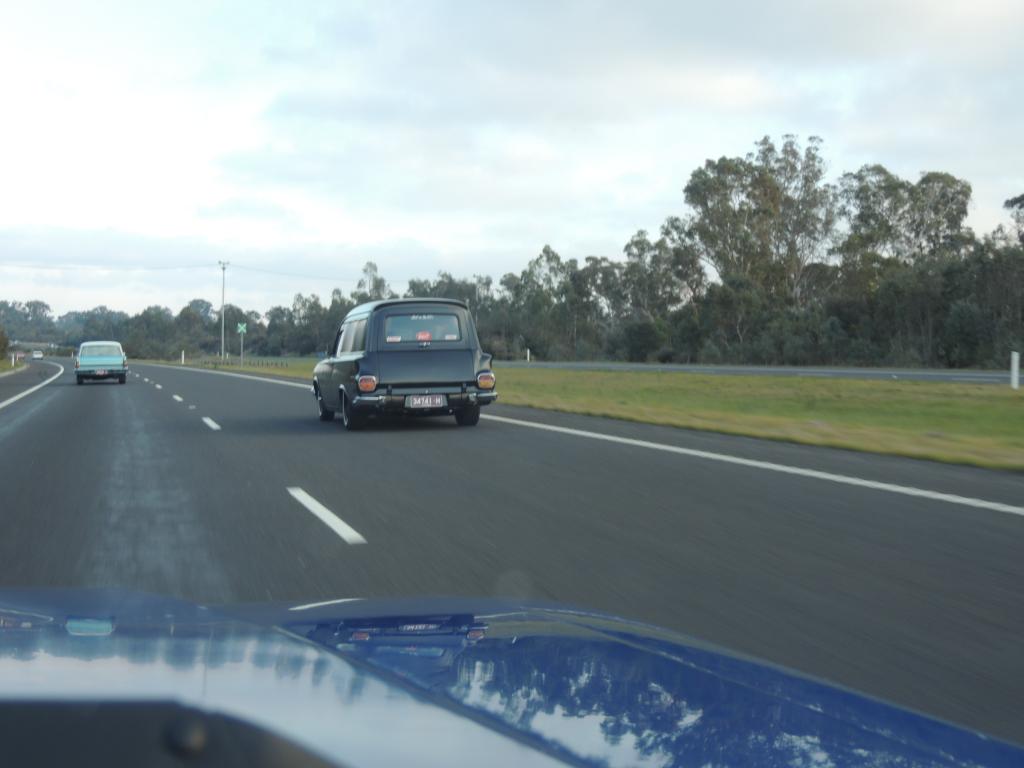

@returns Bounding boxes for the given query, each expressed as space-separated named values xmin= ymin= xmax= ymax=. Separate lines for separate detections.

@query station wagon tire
xmin=455 ymin=405 xmax=480 ymax=427
xmin=315 ymin=386 xmax=335 ymax=421
xmin=341 ymin=393 xmax=364 ymax=431
xmin=118 ymin=375 xmax=126 ymax=384
xmin=76 ymin=376 xmax=83 ymax=386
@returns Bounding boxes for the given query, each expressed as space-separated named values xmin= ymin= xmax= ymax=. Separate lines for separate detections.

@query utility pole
xmin=218 ymin=261 xmax=230 ymax=359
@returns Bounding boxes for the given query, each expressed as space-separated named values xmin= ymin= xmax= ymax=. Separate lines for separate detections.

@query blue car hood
xmin=0 ymin=589 xmax=1017 ymax=767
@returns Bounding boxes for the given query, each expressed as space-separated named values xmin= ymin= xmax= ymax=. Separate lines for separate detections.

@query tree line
xmin=3 ymin=135 xmax=1022 ymax=368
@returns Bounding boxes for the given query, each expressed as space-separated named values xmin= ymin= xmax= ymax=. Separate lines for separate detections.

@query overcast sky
xmin=1 ymin=0 xmax=1021 ymax=316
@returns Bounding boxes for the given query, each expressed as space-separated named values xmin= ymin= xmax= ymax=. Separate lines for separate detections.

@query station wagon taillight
xmin=357 ymin=375 xmax=378 ymax=393
xmin=476 ymin=371 xmax=496 ymax=390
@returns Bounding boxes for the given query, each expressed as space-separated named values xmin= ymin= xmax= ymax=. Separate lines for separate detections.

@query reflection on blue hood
xmin=0 ymin=589 xmax=1018 ymax=768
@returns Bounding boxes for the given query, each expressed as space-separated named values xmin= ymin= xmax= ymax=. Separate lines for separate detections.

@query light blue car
xmin=76 ymin=341 xmax=128 ymax=385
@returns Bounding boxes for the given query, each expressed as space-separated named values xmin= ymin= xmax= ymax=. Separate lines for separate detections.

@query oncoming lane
xmin=0 ymin=360 xmax=64 ymax=412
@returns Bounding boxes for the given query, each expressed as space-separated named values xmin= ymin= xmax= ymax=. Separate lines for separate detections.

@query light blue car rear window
xmin=81 ymin=345 xmax=122 ymax=357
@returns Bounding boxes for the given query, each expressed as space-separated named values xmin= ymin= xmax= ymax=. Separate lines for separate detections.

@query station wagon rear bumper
xmin=352 ymin=390 xmax=496 ymax=412
xmin=78 ymin=369 xmax=127 ymax=379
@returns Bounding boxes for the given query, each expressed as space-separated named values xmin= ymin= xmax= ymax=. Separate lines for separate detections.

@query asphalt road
xmin=1 ymin=359 xmax=1023 ymax=745
xmin=497 ymin=359 xmax=1013 ymax=383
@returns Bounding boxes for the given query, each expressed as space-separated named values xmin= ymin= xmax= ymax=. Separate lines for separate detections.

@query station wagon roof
xmin=80 ymin=341 xmax=123 ymax=347
xmin=347 ymin=298 xmax=468 ymax=316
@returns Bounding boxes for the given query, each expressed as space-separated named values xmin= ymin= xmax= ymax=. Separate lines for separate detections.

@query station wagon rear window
xmin=80 ymin=344 xmax=122 ymax=357
xmin=384 ymin=314 xmax=461 ymax=343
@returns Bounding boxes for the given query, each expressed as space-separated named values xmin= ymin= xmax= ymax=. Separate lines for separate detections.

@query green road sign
xmin=237 ymin=323 xmax=247 ymax=334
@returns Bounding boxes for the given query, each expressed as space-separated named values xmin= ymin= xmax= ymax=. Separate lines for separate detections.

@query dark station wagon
xmin=312 ymin=298 xmax=497 ymax=430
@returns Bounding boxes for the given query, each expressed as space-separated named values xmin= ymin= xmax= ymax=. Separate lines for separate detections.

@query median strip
xmin=0 ymin=363 xmax=64 ymax=413
xmin=201 ymin=417 xmax=221 ymax=431
xmin=286 ymin=487 xmax=367 ymax=545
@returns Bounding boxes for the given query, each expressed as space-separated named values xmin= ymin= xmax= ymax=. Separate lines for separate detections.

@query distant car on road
xmin=312 ymin=298 xmax=497 ymax=430
xmin=75 ymin=341 xmax=128 ymax=385
xmin=31 ymin=350 xmax=43 ymax=360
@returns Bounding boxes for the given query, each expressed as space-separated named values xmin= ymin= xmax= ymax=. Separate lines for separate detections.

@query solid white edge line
xmin=138 ymin=362 xmax=1022 ymax=517
xmin=0 ymin=362 xmax=65 ymax=412
xmin=287 ymin=487 xmax=367 ymax=545
xmin=201 ymin=417 xmax=221 ymax=431
xmin=172 ymin=395 xmax=183 ymax=402
xmin=289 ymin=598 xmax=364 ymax=612
xmin=480 ymin=414 xmax=1024 ymax=518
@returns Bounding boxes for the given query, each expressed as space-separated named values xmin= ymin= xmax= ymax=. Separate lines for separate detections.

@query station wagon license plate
xmin=96 ymin=370 xmax=107 ymax=376
xmin=406 ymin=394 xmax=446 ymax=409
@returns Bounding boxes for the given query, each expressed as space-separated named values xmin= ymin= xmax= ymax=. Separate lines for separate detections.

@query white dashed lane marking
xmin=286 ymin=487 xmax=367 ymax=545
xmin=202 ymin=417 xmax=221 ymax=431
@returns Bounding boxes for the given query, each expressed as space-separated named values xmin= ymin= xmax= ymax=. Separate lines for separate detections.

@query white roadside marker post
xmin=1012 ymin=351 xmax=1020 ymax=391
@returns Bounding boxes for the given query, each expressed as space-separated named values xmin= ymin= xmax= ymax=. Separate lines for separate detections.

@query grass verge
xmin=0 ymin=358 xmax=25 ymax=375
xmin=494 ymin=367 xmax=1024 ymax=470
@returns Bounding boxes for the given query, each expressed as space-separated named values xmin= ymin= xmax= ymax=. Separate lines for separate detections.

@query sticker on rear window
xmin=384 ymin=313 xmax=461 ymax=343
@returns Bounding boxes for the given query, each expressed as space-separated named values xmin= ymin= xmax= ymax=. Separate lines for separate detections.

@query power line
xmin=0 ymin=262 xmax=213 ymax=272
xmin=1 ymin=259 xmax=412 ymax=285
xmin=231 ymin=264 xmax=361 ymax=282
xmin=232 ymin=264 xmax=419 ymax=286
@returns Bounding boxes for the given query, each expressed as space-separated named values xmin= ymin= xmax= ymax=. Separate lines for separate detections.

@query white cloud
xmin=0 ymin=0 xmax=1021 ymax=315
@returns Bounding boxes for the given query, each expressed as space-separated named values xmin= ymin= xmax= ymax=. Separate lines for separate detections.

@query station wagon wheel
xmin=341 ymin=393 xmax=364 ymax=431
xmin=315 ymin=384 xmax=335 ymax=421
